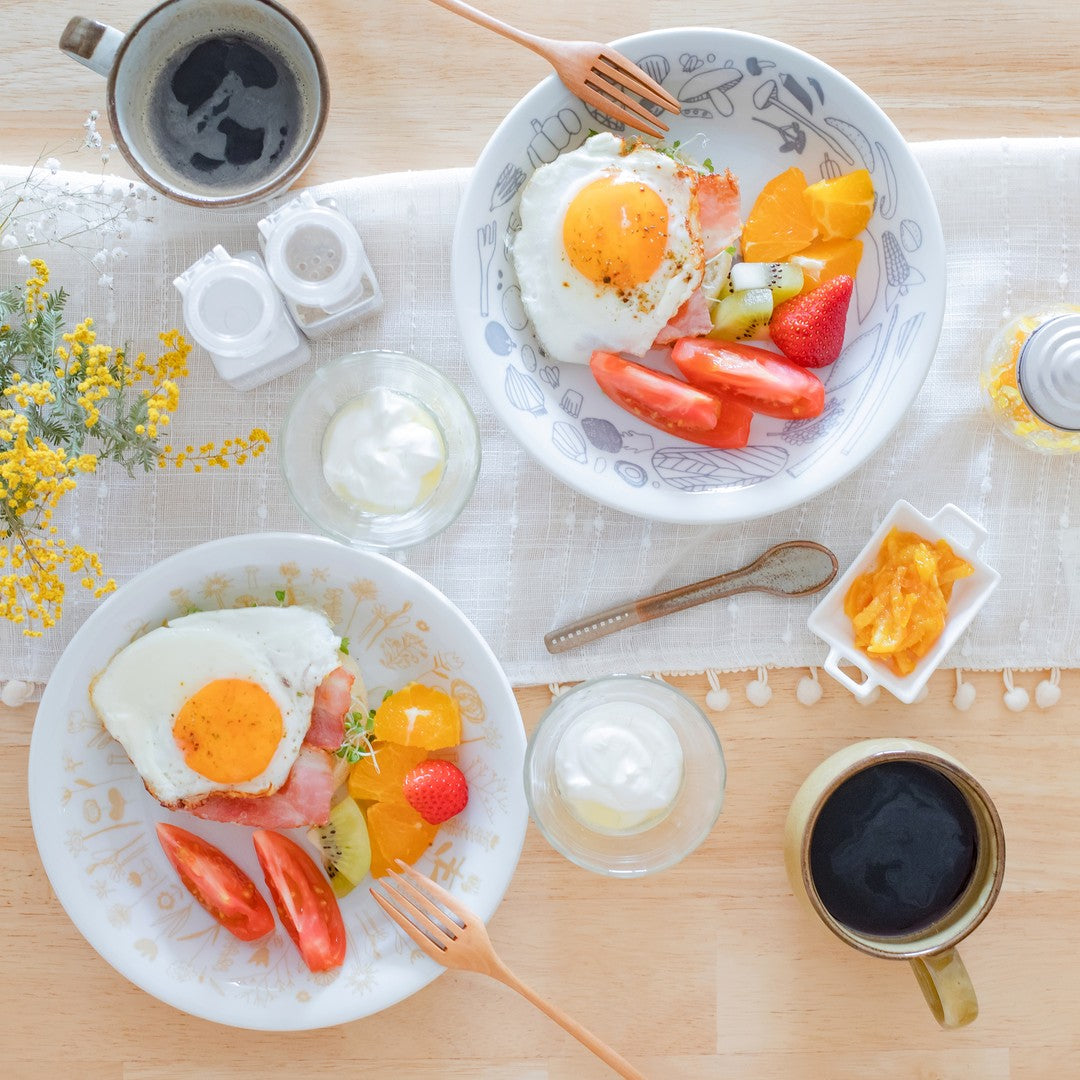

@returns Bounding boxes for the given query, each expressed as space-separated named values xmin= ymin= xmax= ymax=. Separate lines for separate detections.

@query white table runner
xmin=1 ymin=137 xmax=1078 ymax=694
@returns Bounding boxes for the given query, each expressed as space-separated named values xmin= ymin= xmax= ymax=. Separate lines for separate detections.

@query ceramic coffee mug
xmin=59 ymin=0 xmax=328 ymax=206
xmin=785 ymin=739 xmax=1005 ymax=1028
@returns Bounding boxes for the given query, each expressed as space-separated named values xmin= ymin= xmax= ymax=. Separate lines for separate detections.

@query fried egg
xmin=90 ymin=606 xmax=342 ymax=807
xmin=510 ymin=133 xmax=706 ymax=365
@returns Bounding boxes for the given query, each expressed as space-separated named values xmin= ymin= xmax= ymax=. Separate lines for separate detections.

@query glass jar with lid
xmin=981 ymin=305 xmax=1080 ymax=454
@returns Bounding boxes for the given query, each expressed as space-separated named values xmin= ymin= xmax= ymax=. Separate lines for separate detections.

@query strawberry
xmin=402 ymin=760 xmax=469 ymax=825
xmin=768 ymin=275 xmax=854 ymax=368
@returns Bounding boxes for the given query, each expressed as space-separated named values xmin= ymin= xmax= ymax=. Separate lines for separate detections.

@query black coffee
xmin=809 ymin=761 xmax=978 ymax=937
xmin=148 ymin=33 xmax=302 ymax=189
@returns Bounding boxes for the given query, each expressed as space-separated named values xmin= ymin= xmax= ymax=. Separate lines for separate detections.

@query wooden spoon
xmin=545 ymin=540 xmax=838 ymax=654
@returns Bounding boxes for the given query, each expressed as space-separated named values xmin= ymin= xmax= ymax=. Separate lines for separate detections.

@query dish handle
xmin=929 ymin=504 xmax=987 ymax=554
xmin=822 ymin=647 xmax=879 ymax=701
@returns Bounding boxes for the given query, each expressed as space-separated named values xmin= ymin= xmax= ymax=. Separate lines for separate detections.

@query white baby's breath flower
xmin=16 ymin=254 xmax=29 ymax=267
xmin=91 ymin=248 xmax=109 ymax=270
xmin=1 ymin=234 xmax=18 ymax=250
xmin=45 ymin=157 xmax=61 ymax=174
xmin=98 ymin=273 xmax=113 ymax=288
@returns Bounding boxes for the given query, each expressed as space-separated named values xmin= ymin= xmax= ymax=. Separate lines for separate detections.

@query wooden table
xmin=3 ymin=2 xmax=1079 ymax=1077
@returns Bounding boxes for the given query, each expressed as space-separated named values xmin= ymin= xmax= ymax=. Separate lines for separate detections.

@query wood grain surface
xmin=4 ymin=667 xmax=1080 ymax=1078
xmin=2 ymin=2 xmax=1079 ymax=1077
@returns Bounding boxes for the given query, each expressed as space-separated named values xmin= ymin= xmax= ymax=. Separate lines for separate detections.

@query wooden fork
xmin=426 ymin=0 xmax=680 ymax=138
xmin=372 ymin=862 xmax=649 ymax=1080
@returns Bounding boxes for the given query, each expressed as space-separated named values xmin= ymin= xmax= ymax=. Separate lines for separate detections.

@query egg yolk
xmin=562 ymin=174 xmax=668 ymax=290
xmin=173 ymin=679 xmax=283 ymax=784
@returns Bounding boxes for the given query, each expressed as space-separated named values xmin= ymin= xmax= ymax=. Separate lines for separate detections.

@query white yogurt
xmin=321 ymin=387 xmax=446 ymax=515
xmin=553 ymin=700 xmax=684 ymax=834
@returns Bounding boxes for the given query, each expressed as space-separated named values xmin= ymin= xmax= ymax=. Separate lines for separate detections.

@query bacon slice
xmin=305 ymin=665 xmax=355 ymax=750
xmin=653 ymin=171 xmax=743 ymax=349
xmin=653 ymin=289 xmax=713 ymax=345
xmin=697 ymin=169 xmax=742 ymax=258
xmin=184 ymin=745 xmax=335 ymax=828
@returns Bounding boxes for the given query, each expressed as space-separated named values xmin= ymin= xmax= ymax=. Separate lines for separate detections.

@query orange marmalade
xmin=844 ymin=528 xmax=974 ymax=676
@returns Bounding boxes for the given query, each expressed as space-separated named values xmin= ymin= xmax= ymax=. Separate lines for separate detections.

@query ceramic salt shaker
xmin=173 ymin=245 xmax=310 ymax=391
xmin=981 ymin=306 xmax=1080 ymax=454
xmin=258 ymin=192 xmax=382 ymax=339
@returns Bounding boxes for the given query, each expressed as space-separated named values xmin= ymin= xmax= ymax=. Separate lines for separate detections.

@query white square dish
xmin=807 ymin=501 xmax=1000 ymax=703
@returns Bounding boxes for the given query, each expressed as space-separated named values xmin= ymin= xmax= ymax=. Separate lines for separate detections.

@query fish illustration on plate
xmin=652 ymin=444 xmax=788 ymax=492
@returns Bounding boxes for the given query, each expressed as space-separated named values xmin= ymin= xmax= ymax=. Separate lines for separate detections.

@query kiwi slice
xmin=709 ymin=287 xmax=774 ymax=341
xmin=730 ymin=261 xmax=804 ymax=304
xmin=308 ymin=796 xmax=371 ymax=897
xmin=703 ymin=253 xmax=735 ymax=300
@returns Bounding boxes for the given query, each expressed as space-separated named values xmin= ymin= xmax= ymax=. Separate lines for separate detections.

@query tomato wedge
xmin=671 ymin=337 xmax=826 ymax=420
xmin=253 ymin=829 xmax=347 ymax=972
xmin=589 ymin=350 xmax=753 ymax=448
xmin=155 ymin=822 xmax=274 ymax=941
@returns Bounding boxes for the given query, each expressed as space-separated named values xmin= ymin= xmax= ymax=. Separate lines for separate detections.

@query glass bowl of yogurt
xmin=524 ymin=675 xmax=726 ymax=876
xmin=280 ymin=350 xmax=481 ymax=549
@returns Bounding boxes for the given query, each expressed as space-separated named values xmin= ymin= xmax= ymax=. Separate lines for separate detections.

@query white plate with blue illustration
xmin=452 ymin=27 xmax=945 ymax=523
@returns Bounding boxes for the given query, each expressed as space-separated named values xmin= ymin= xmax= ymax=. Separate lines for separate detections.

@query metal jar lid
xmin=1016 ymin=313 xmax=1080 ymax=432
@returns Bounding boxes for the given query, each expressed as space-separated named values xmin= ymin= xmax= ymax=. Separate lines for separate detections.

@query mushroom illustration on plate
xmin=677 ymin=62 xmax=743 ymax=118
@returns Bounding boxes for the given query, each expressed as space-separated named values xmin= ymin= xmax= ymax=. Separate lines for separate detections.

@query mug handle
xmin=909 ymin=948 xmax=979 ymax=1028
xmin=59 ymin=17 xmax=124 ymax=78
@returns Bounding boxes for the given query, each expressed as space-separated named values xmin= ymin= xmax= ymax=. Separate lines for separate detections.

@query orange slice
xmin=372 ymin=683 xmax=462 ymax=750
xmin=803 ymin=169 xmax=874 ymax=239
xmin=366 ymin=800 xmax=439 ymax=878
xmin=741 ymin=166 xmax=817 ymax=262
xmin=348 ymin=742 xmax=428 ymax=804
xmin=787 ymin=237 xmax=864 ymax=293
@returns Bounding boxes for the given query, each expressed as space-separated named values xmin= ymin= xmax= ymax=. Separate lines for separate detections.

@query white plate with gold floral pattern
xmin=28 ymin=533 xmax=527 ymax=1030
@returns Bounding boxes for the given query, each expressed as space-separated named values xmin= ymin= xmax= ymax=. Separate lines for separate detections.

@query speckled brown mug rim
xmin=104 ymin=0 xmax=329 ymax=207
xmin=797 ymin=745 xmax=1006 ymax=960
